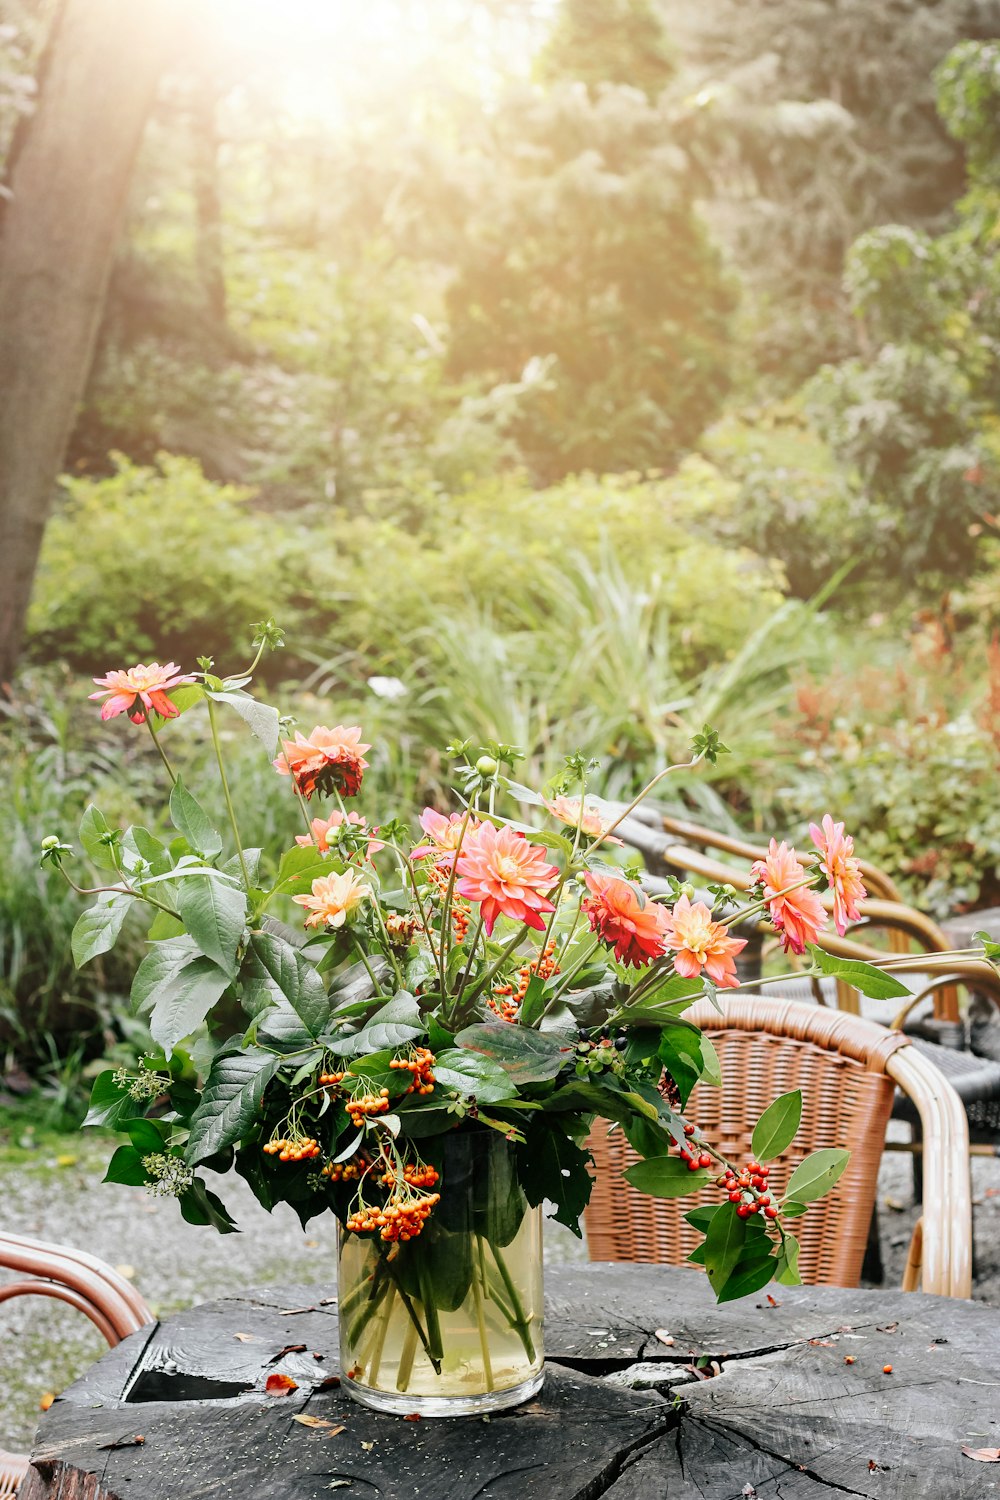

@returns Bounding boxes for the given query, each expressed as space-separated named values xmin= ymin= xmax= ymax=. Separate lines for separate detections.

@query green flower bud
xmin=475 ymin=755 xmax=499 ymax=777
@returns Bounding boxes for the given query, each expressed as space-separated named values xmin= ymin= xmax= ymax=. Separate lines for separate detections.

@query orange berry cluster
xmin=389 ymin=1048 xmax=435 ymax=1096
xmin=347 ymin=1089 xmax=391 ymax=1127
xmin=380 ymin=1162 xmax=439 ymax=1189
xmin=322 ymin=1159 xmax=364 ymax=1182
xmin=346 ymin=1191 xmax=441 ymax=1242
xmin=264 ymin=1135 xmax=320 ymax=1162
xmin=720 ymin=1158 xmax=778 ymax=1220
xmin=491 ymin=941 xmax=560 ymax=1022
xmin=319 ymin=1070 xmax=345 ymax=1087
xmin=425 ymin=865 xmax=470 ymax=942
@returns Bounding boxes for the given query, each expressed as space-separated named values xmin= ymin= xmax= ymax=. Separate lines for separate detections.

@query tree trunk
xmin=0 ymin=0 xmax=173 ymax=686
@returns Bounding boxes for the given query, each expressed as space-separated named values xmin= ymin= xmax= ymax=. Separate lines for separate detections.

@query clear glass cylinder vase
xmin=336 ymin=1129 xmax=544 ymax=1416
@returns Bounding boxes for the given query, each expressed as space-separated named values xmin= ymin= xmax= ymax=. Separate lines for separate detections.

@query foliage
xmin=443 ymin=79 xmax=738 ymax=481
xmin=538 ymin=0 xmax=676 ymax=99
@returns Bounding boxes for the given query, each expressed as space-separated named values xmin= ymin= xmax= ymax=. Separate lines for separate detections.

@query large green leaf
xmin=516 ymin=1117 xmax=593 ymax=1232
xmin=79 ymin=804 xmax=118 ymax=872
xmin=186 ymin=1048 xmax=281 ymax=1164
xmin=657 ymin=1024 xmax=707 ymax=1108
xmin=432 ymin=1048 xmax=518 ymax=1105
xmin=782 ymin=1147 xmax=850 ymax=1205
xmin=243 ymin=932 xmax=332 ymax=1042
xmin=131 ymin=936 xmax=202 ymax=1012
xmin=455 ymin=1023 xmax=572 ymax=1083
xmin=715 ymin=1247 xmax=778 ymax=1304
xmin=808 ymin=946 xmax=911 ymax=1000
xmin=609 ymin=975 xmax=704 ymax=1026
xmin=702 ymin=1200 xmax=747 ymax=1297
xmin=751 ymin=1090 xmax=803 ymax=1163
xmin=72 ymin=892 xmax=131 ymax=968
xmin=342 ymin=992 xmax=424 ymax=1055
xmin=177 ymin=877 xmax=247 ymax=977
xmin=270 ymin=844 xmax=332 ymax=898
xmin=624 ymin=1156 xmax=712 ymax=1197
xmin=83 ymin=1070 xmax=146 ymax=1130
xmin=132 ymin=937 xmax=231 ymax=1053
xmin=207 ymin=689 xmax=280 ymax=759
xmin=103 ymin=1144 xmax=151 ymax=1187
xmin=775 ymin=1231 xmax=802 ymax=1286
xmin=179 ymin=1178 xmax=239 ymax=1233
xmin=169 ymin=778 xmax=223 ymax=859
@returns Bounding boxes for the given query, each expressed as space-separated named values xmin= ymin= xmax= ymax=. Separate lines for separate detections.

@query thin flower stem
xmin=452 ymin=912 xmax=486 ymax=1013
xmin=488 ymin=1241 xmax=536 ymax=1363
xmin=352 ymin=936 xmax=382 ymax=994
xmin=538 ymin=936 xmax=601 ymax=1018
xmin=462 ymin=923 xmax=532 ymax=1006
xmin=470 ymin=1257 xmax=495 ymax=1392
xmin=58 ymin=868 xmax=181 ymax=922
xmin=588 ymin=753 xmax=704 ymax=857
xmin=721 ymin=876 xmax=818 ymax=929
xmin=145 ymin=715 xmax=177 ymax=785
xmin=206 ymin=697 xmax=251 ymax=889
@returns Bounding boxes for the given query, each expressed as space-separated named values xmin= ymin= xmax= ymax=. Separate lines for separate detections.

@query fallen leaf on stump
xmin=265 ymin=1373 xmax=299 ymax=1396
xmin=233 ymin=1333 xmax=257 ymax=1343
xmin=39 ymin=1393 xmax=55 ymax=1412
xmin=963 ymin=1448 xmax=1000 ymax=1462
xmin=292 ymin=1415 xmax=344 ymax=1434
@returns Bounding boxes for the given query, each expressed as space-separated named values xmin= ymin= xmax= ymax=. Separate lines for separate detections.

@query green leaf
xmin=609 ymin=975 xmax=703 ymax=1026
xmin=455 ymin=1023 xmax=572 ymax=1084
xmin=83 ymin=1070 xmax=145 ymax=1131
xmin=177 ymin=877 xmax=247 ymax=977
xmin=518 ymin=973 xmax=548 ymax=1029
xmin=270 ymin=844 xmax=331 ymax=898
xmin=974 ymin=930 xmax=1000 ymax=963
xmin=243 ymin=932 xmax=332 ymax=1041
xmin=657 ymin=1024 xmax=707 ymax=1108
xmin=516 ymin=1117 xmax=593 ymax=1232
xmin=120 ymin=825 xmax=169 ymax=876
xmin=698 ymin=1034 xmax=722 ymax=1087
xmin=166 ymin=683 xmax=205 ymax=717
xmin=186 ymin=1047 xmax=282 ymax=1164
xmin=751 ymin=1090 xmax=803 ymax=1163
xmin=79 ymin=805 xmax=118 ymax=872
xmin=125 ymin=1117 xmax=168 ymax=1156
xmin=342 ymin=992 xmax=423 ymax=1055
xmin=782 ymin=1148 xmax=850 ymax=1204
xmin=131 ymin=938 xmax=231 ymax=1054
xmin=131 ymin=936 xmax=200 ymax=1012
xmin=781 ymin=1201 xmax=808 ymax=1218
xmin=808 ymin=946 xmax=910 ymax=1000
xmin=104 ymin=1145 xmax=151 ymax=1187
xmin=206 ymin=689 xmax=281 ymax=759
xmin=72 ymin=892 xmax=131 ymax=968
xmin=715 ymin=1249 xmax=778 ymax=1303
xmin=169 ymin=779 xmax=223 ymax=859
xmin=684 ymin=1204 xmax=721 ymax=1233
xmin=702 ymin=1200 xmax=747 ymax=1297
xmin=624 ymin=1156 xmax=712 ymax=1197
xmin=775 ymin=1231 xmax=802 ymax=1286
xmin=432 ymin=1048 xmax=518 ymax=1105
xmin=179 ymin=1178 xmax=239 ymax=1233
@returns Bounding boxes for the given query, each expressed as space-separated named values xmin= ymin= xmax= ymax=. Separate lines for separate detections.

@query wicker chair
xmin=0 ymin=1233 xmax=153 ymax=1497
xmin=584 ymin=996 xmax=972 ymax=1298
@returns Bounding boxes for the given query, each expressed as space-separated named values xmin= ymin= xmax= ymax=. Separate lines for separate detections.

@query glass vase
xmin=336 ymin=1129 xmax=544 ymax=1416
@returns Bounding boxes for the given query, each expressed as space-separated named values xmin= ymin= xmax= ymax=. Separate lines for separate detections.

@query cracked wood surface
xmin=21 ymin=1267 xmax=1000 ymax=1500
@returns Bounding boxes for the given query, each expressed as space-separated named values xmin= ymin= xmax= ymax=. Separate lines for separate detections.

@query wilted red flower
xmin=750 ymin=839 xmax=827 ymax=955
xmin=455 ymin=822 xmax=558 ymax=935
xmin=89 ymin=662 xmax=195 ymax=724
xmin=582 ymin=872 xmax=668 ymax=968
xmin=809 ymin=814 xmax=867 ymax=935
xmin=659 ymin=894 xmax=746 ymax=988
xmin=274 ymin=725 xmax=371 ymax=800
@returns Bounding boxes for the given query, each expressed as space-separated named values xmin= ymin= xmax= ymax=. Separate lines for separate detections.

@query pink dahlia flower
xmin=89 ymin=662 xmax=195 ymax=724
xmin=411 ymin=808 xmax=480 ymax=863
xmin=659 ymin=893 xmax=746 ymax=988
xmin=809 ymin=814 xmax=867 ymax=936
xmin=274 ymin=725 xmax=371 ymax=800
xmin=750 ymin=839 xmax=827 ymax=956
xmin=296 ymin=811 xmax=383 ymax=862
xmin=455 ymin=822 xmax=558 ymax=935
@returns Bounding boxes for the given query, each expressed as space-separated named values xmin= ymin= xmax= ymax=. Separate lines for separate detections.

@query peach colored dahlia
xmin=750 ymin=839 xmax=827 ymax=956
xmin=455 ymin=822 xmax=558 ymax=935
xmin=295 ymin=811 xmax=383 ymax=862
xmin=659 ymin=893 xmax=746 ymax=988
xmin=274 ymin=725 xmax=371 ymax=800
xmin=545 ymin=796 xmax=623 ymax=845
xmin=582 ymin=872 xmax=669 ymax=968
xmin=809 ymin=814 xmax=867 ymax=936
xmin=89 ymin=663 xmax=195 ymax=724
xmin=293 ymin=869 xmax=372 ymax=929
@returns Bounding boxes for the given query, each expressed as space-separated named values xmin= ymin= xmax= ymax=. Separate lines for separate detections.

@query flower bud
xmin=475 ymin=755 xmax=499 ymax=776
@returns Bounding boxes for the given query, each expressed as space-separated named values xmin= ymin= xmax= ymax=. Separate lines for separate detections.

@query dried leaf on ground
xmin=292 ymin=1414 xmax=344 ymax=1434
xmin=265 ymin=1373 xmax=299 ymax=1395
xmin=233 ymin=1333 xmax=257 ymax=1343
xmin=962 ymin=1447 xmax=1000 ymax=1462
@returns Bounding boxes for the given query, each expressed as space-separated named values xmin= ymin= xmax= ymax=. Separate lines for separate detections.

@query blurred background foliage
xmin=2 ymin=0 xmax=1000 ymax=1086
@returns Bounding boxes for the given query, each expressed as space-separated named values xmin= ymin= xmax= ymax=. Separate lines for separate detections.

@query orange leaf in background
xmin=265 ymin=1373 xmax=299 ymax=1396
xmin=963 ymin=1448 xmax=1000 ymax=1462
xmin=39 ymin=1393 xmax=55 ymax=1412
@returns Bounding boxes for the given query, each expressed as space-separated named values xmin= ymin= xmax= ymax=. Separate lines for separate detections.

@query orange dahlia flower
xmin=274 ymin=725 xmax=371 ymax=800
xmin=750 ymin=839 xmax=827 ymax=955
xmin=295 ymin=811 xmax=383 ymax=862
xmin=582 ymin=871 xmax=669 ymax=968
xmin=659 ymin=893 xmax=746 ymax=988
xmin=809 ymin=814 xmax=867 ymax=935
xmin=411 ymin=808 xmax=480 ymax=863
xmin=545 ymin=796 xmax=623 ymax=845
xmin=89 ymin=662 xmax=195 ymax=724
xmin=455 ymin=822 xmax=558 ymax=935
xmin=293 ymin=869 xmax=372 ymax=929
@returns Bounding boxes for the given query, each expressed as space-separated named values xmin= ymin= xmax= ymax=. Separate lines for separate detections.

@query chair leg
xmin=902 ymin=1218 xmax=923 ymax=1292
xmin=861 ymin=1199 xmax=884 ymax=1284
xmin=911 ymin=1120 xmax=924 ymax=1204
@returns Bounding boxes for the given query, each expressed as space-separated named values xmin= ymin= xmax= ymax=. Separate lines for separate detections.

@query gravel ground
xmin=1 ymin=1126 xmax=997 ymax=1454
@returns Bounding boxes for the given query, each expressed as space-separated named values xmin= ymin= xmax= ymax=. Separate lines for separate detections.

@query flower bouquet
xmin=45 ymin=629 xmax=909 ymax=1416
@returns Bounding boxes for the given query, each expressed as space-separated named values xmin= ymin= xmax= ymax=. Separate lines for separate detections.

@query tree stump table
xmin=21 ymin=1265 xmax=1000 ymax=1499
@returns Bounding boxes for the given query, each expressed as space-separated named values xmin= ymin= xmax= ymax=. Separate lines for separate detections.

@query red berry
xmin=758 ymin=1192 xmax=771 ymax=1205
xmin=764 ymin=1205 xmax=779 ymax=1219
xmin=747 ymin=1162 xmax=760 ymax=1174
xmin=684 ymin=1123 xmax=695 ymax=1137
xmin=729 ymin=1190 xmax=741 ymax=1202
xmin=699 ymin=1153 xmax=712 ymax=1169
xmin=747 ymin=1201 xmax=759 ymax=1214
xmin=688 ymin=1158 xmax=701 ymax=1171
xmin=736 ymin=1204 xmax=750 ymax=1218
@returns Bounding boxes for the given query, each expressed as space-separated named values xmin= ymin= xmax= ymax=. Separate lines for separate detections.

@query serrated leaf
xmin=72 ymin=892 xmax=131 ymax=968
xmin=341 ymin=992 xmax=423 ymax=1055
xmin=455 ymin=1023 xmax=571 ymax=1083
xmin=782 ymin=1148 xmax=850 ymax=1205
xmin=808 ymin=946 xmax=910 ymax=1000
xmin=131 ymin=936 xmax=202 ymax=1012
xmin=206 ymin=690 xmax=280 ymax=760
xmin=243 ymin=932 xmax=332 ymax=1041
xmin=186 ymin=1048 xmax=281 ymax=1163
xmin=169 ymin=779 xmax=223 ymax=859
xmin=177 ymin=877 xmax=247 ymax=977
xmin=79 ymin=805 xmax=118 ymax=871
xmin=623 ymin=1156 xmax=712 ymax=1197
xmin=516 ymin=1116 xmax=593 ymax=1232
xmin=432 ymin=1048 xmax=517 ymax=1104
xmin=132 ymin=940 xmax=232 ymax=1053
xmin=751 ymin=1090 xmax=803 ymax=1162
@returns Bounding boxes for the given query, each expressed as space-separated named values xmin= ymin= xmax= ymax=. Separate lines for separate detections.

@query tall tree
xmin=539 ymin=0 xmax=676 ymax=98
xmin=0 ymin=0 xmax=173 ymax=684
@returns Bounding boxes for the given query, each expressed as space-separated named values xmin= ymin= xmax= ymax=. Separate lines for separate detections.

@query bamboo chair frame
xmin=584 ymin=996 xmax=972 ymax=1298
xmin=0 ymin=1233 xmax=153 ymax=1497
